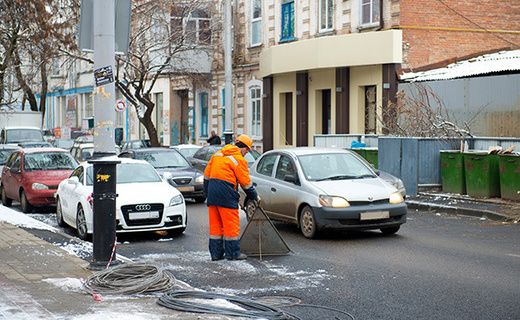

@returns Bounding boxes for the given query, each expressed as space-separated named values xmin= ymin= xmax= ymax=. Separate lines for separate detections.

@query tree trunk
xmin=39 ymin=61 xmax=48 ymax=127
xmin=13 ymin=51 xmax=38 ymax=111
xmin=140 ymin=99 xmax=160 ymax=147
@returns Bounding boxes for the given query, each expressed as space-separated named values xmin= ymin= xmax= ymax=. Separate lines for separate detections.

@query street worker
xmin=203 ymin=134 xmax=258 ymax=261
xmin=206 ymin=130 xmax=222 ymax=145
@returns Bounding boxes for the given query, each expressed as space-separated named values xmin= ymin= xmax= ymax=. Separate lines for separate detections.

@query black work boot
xmin=226 ymin=253 xmax=247 ymax=260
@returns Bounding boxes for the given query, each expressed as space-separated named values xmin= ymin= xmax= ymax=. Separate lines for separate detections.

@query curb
xmin=406 ymin=200 xmax=511 ymax=221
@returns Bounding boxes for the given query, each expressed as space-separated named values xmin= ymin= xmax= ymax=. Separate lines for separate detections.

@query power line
xmin=436 ymin=0 xmax=519 ymax=48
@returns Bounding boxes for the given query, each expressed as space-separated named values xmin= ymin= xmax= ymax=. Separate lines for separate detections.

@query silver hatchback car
xmin=243 ymin=148 xmax=407 ymax=238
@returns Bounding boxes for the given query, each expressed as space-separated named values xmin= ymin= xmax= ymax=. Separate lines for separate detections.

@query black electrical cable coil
xmin=83 ymin=263 xmax=176 ymax=295
xmin=157 ymin=290 xmax=301 ymax=319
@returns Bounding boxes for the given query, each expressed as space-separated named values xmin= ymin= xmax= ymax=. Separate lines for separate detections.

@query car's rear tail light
xmin=87 ymin=193 xmax=93 ymax=209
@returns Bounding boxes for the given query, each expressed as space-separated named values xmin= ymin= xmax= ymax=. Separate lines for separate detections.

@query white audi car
xmin=55 ymin=158 xmax=186 ymax=240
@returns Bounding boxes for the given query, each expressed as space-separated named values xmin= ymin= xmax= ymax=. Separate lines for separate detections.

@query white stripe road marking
xmin=506 ymin=254 xmax=520 ymax=258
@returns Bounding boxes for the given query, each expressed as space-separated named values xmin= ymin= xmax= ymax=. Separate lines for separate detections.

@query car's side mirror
xmin=68 ymin=176 xmax=79 ymax=184
xmin=284 ymin=174 xmax=299 ymax=185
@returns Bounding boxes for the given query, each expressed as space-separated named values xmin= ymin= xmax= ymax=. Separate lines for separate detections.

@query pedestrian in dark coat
xmin=207 ymin=131 xmax=221 ymax=145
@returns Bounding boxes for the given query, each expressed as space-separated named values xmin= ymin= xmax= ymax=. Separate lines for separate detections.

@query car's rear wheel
xmin=380 ymin=226 xmax=400 ymax=235
xmin=244 ymin=199 xmax=257 ymax=221
xmin=1 ymin=185 xmax=12 ymax=207
xmin=299 ymin=206 xmax=318 ymax=239
xmin=76 ymin=205 xmax=89 ymax=240
xmin=20 ymin=190 xmax=33 ymax=213
xmin=56 ymin=198 xmax=66 ymax=227
xmin=194 ymin=196 xmax=206 ymax=204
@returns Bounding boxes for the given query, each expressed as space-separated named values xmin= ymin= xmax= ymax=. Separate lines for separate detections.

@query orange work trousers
xmin=208 ymin=206 xmax=240 ymax=239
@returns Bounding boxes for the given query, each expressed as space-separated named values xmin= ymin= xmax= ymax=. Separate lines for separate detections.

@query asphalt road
xmin=22 ymin=201 xmax=520 ymax=320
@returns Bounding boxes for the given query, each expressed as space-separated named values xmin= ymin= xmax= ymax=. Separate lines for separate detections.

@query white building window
xmin=361 ymin=0 xmax=380 ymax=26
xmin=171 ymin=8 xmax=211 ymax=45
xmin=319 ymin=0 xmax=333 ymax=32
xmin=250 ymin=0 xmax=262 ymax=46
xmin=247 ymin=80 xmax=262 ymax=138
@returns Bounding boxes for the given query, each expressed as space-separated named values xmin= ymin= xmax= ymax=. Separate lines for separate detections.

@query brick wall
xmin=400 ymin=0 xmax=520 ymax=69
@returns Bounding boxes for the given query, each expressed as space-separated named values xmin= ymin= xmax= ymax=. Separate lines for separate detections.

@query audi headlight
xmin=319 ymin=195 xmax=350 ymax=208
xmin=195 ymin=175 xmax=204 ymax=184
xmin=32 ymin=183 xmax=49 ymax=190
xmin=169 ymin=194 xmax=184 ymax=206
xmin=389 ymin=192 xmax=404 ymax=204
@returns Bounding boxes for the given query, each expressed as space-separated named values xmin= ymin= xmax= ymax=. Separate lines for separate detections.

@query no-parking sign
xmin=115 ymin=99 xmax=127 ymax=112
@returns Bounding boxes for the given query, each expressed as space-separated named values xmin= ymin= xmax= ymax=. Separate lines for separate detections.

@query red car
xmin=0 ymin=148 xmax=77 ymax=212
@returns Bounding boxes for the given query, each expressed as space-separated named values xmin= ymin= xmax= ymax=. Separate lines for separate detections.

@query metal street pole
xmin=223 ymin=0 xmax=233 ymax=144
xmin=89 ymin=0 xmax=119 ymax=270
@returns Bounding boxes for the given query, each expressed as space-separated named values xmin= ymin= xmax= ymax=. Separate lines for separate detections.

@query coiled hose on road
xmin=158 ymin=290 xmax=300 ymax=319
xmin=83 ymin=263 xmax=176 ymax=295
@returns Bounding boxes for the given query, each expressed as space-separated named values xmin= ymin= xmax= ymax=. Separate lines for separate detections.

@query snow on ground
xmin=0 ymin=205 xmax=57 ymax=232
xmin=28 ymin=213 xmax=59 ymax=228
xmin=42 ymin=277 xmax=85 ymax=293
xmin=140 ymin=251 xmax=334 ymax=296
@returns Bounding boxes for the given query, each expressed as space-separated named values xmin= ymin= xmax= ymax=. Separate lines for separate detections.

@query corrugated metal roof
xmin=400 ymin=50 xmax=520 ymax=82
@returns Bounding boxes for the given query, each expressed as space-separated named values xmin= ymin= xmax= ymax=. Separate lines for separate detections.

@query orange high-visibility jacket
xmin=203 ymin=144 xmax=257 ymax=209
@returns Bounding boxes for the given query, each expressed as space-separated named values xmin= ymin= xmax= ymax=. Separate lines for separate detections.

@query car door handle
xmin=271 ymin=187 xmax=276 ymax=192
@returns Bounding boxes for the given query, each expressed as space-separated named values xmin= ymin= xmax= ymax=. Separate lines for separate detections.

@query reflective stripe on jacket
xmin=204 ymin=144 xmax=257 ymax=208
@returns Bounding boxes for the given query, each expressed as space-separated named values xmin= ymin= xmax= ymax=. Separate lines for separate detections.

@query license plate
xmin=177 ymin=186 xmax=194 ymax=192
xmin=360 ymin=211 xmax=390 ymax=221
xmin=128 ymin=211 xmax=160 ymax=220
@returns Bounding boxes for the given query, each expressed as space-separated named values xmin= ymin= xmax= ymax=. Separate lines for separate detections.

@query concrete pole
xmin=93 ymin=0 xmax=116 ymax=156
xmin=223 ymin=0 xmax=233 ymax=144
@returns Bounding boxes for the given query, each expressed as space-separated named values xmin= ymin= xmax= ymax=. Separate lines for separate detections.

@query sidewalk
xmin=406 ymin=191 xmax=520 ymax=222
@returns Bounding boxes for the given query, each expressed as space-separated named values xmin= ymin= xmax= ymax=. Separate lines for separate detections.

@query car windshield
xmin=24 ymin=152 xmax=77 ymax=171
xmin=135 ymin=151 xmax=190 ymax=169
xmin=82 ymin=148 xmax=94 ymax=160
xmin=245 ymin=150 xmax=259 ymax=164
xmin=298 ymin=153 xmax=376 ymax=181
xmin=176 ymin=147 xmax=199 ymax=159
xmin=20 ymin=142 xmax=52 ymax=148
xmin=86 ymin=163 xmax=162 ymax=185
xmin=0 ymin=149 xmax=16 ymax=165
xmin=6 ymin=129 xmax=43 ymax=143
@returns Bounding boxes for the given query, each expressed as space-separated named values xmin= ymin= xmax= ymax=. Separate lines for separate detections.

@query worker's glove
xmin=254 ymin=196 xmax=261 ymax=206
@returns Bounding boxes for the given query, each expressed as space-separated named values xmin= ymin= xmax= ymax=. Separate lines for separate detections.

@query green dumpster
xmin=364 ymin=148 xmax=379 ymax=169
xmin=463 ymin=152 xmax=500 ymax=198
xmin=440 ymin=151 xmax=466 ymax=194
xmin=498 ymin=154 xmax=520 ymax=201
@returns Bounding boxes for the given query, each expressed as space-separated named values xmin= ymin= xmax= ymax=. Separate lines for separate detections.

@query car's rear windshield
xmin=298 ymin=153 xmax=376 ymax=181
xmin=6 ymin=129 xmax=43 ymax=143
xmin=24 ymin=152 xmax=77 ymax=171
xmin=135 ymin=151 xmax=190 ymax=169
xmin=86 ymin=163 xmax=162 ymax=185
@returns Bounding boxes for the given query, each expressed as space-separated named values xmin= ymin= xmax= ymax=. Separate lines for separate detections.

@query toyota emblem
xmin=368 ymin=197 xmax=373 ymax=201
xmin=135 ymin=204 xmax=151 ymax=211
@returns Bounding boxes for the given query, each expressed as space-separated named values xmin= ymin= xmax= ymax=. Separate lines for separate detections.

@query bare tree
xmin=0 ymin=0 xmax=78 ymax=122
xmin=379 ymin=83 xmax=479 ymax=138
xmin=115 ymin=0 xmax=214 ymax=146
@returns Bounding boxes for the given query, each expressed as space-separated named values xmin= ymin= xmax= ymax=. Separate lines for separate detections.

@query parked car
xmin=17 ymin=141 xmax=54 ymax=148
xmin=241 ymin=148 xmax=407 ymax=238
xmin=55 ymin=158 xmax=187 ymax=240
xmin=0 ymin=126 xmax=44 ymax=145
xmin=190 ymin=145 xmax=261 ymax=173
xmin=118 ymin=148 xmax=206 ymax=203
xmin=121 ymin=139 xmax=151 ymax=152
xmin=0 ymin=145 xmax=21 ymax=179
xmin=170 ymin=144 xmax=202 ymax=160
xmin=53 ymin=139 xmax=74 ymax=150
xmin=70 ymin=137 xmax=120 ymax=162
xmin=0 ymin=148 xmax=78 ymax=212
